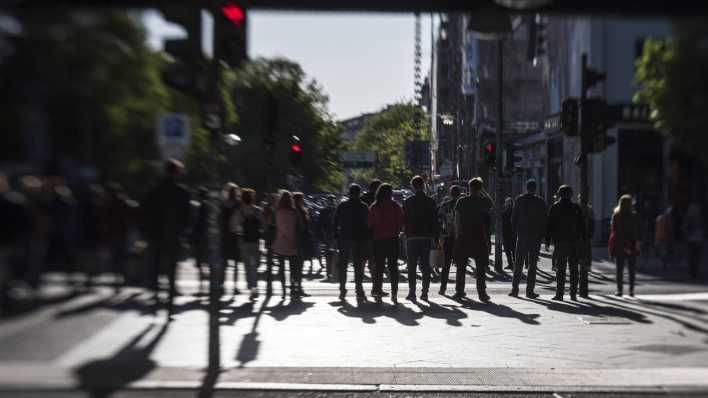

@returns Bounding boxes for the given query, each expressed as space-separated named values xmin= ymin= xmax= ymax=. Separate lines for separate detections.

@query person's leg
xmin=526 ymin=238 xmax=541 ymax=295
xmin=554 ymin=247 xmax=567 ymax=299
xmin=440 ymin=236 xmax=454 ymax=293
xmin=578 ymin=240 xmax=589 ymax=297
xmin=352 ymin=242 xmax=366 ymax=298
xmin=167 ymin=249 xmax=178 ymax=317
xmin=265 ymin=249 xmax=274 ymax=295
xmin=454 ymin=254 xmax=467 ymax=296
xmin=278 ymin=255 xmax=286 ymax=295
xmin=372 ymin=240 xmax=385 ymax=296
xmin=406 ymin=239 xmax=420 ymax=298
xmin=615 ymin=255 xmax=625 ymax=295
xmin=628 ymin=255 xmax=636 ymax=295
xmin=244 ymin=243 xmax=258 ymax=290
xmin=476 ymin=254 xmax=489 ymax=300
xmin=420 ymin=239 xmax=432 ymax=298
xmin=338 ymin=241 xmax=352 ymax=295
xmin=511 ymin=237 xmax=526 ymax=294
xmin=386 ymin=239 xmax=399 ymax=299
xmin=569 ymin=246 xmax=579 ymax=300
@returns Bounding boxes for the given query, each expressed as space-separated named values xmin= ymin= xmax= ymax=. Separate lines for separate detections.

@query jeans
xmin=513 ymin=236 xmax=541 ymax=295
xmin=338 ymin=240 xmax=366 ymax=295
xmin=289 ymin=256 xmax=304 ymax=291
xmin=373 ymin=238 xmax=399 ymax=295
xmin=554 ymin=242 xmax=579 ymax=298
xmin=577 ymin=239 xmax=592 ymax=296
xmin=150 ymin=243 xmax=179 ymax=315
xmin=240 ymin=242 xmax=260 ymax=290
xmin=616 ymin=254 xmax=636 ymax=294
xmin=266 ymin=249 xmax=286 ymax=293
xmin=439 ymin=236 xmax=456 ymax=291
xmin=406 ymin=237 xmax=432 ymax=295
xmin=454 ymin=253 xmax=488 ymax=297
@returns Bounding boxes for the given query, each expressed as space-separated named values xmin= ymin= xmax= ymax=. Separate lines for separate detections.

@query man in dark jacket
xmin=546 ymin=185 xmax=586 ymax=301
xmin=143 ymin=159 xmax=192 ymax=318
xmin=438 ymin=185 xmax=461 ymax=295
xmin=403 ymin=175 xmax=438 ymax=302
xmin=510 ymin=179 xmax=547 ymax=298
xmin=333 ymin=184 xmax=370 ymax=301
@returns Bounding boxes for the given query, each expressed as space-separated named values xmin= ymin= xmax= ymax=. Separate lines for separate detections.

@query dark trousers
xmin=687 ymin=242 xmax=703 ymax=278
xmin=454 ymin=254 xmax=488 ymax=297
xmin=503 ymin=235 xmax=516 ymax=268
xmin=554 ymin=242 xmax=579 ymax=298
xmin=289 ymin=256 xmax=303 ymax=291
xmin=266 ymin=249 xmax=286 ymax=293
xmin=406 ymin=238 xmax=432 ymax=295
xmin=373 ymin=238 xmax=400 ymax=295
xmin=338 ymin=240 xmax=366 ymax=295
xmin=151 ymin=244 xmax=178 ymax=314
xmin=513 ymin=236 xmax=541 ymax=294
xmin=439 ymin=236 xmax=456 ymax=291
xmin=616 ymin=254 xmax=636 ymax=294
xmin=577 ymin=239 xmax=592 ymax=296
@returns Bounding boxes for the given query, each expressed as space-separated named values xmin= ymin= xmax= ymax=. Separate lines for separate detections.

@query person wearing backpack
xmin=236 ymin=189 xmax=262 ymax=300
xmin=437 ymin=185 xmax=461 ymax=295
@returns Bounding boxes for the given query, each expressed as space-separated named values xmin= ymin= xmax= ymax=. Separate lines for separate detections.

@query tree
xmin=635 ymin=20 xmax=708 ymax=163
xmin=228 ymin=57 xmax=344 ymax=193
xmin=351 ymin=103 xmax=429 ymax=188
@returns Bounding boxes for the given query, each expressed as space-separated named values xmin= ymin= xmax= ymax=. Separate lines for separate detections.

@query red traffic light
xmin=221 ymin=2 xmax=245 ymax=26
xmin=485 ymin=143 xmax=495 ymax=153
xmin=291 ymin=144 xmax=302 ymax=153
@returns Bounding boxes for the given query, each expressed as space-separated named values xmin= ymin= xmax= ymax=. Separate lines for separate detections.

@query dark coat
xmin=403 ymin=192 xmax=439 ymax=239
xmin=546 ymin=198 xmax=586 ymax=245
xmin=512 ymin=192 xmax=547 ymax=239
xmin=333 ymin=198 xmax=370 ymax=242
xmin=142 ymin=178 xmax=191 ymax=248
xmin=611 ymin=211 xmax=641 ymax=257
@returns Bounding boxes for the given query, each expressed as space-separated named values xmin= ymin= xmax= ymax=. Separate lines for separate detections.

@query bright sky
xmin=143 ymin=10 xmax=433 ymax=120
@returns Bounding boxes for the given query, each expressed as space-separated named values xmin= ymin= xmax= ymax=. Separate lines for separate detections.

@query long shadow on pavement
xmin=598 ymin=295 xmax=708 ymax=335
xmin=413 ymin=300 xmax=467 ymax=326
xmin=520 ymin=296 xmax=652 ymax=324
xmin=458 ymin=297 xmax=542 ymax=325
xmin=330 ymin=299 xmax=423 ymax=326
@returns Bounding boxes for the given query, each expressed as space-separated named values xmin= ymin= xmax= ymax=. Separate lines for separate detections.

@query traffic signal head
xmin=582 ymin=66 xmax=606 ymax=92
xmin=215 ymin=1 xmax=248 ymax=68
xmin=560 ymin=98 xmax=579 ymax=136
xmin=290 ymin=143 xmax=303 ymax=167
xmin=484 ymin=141 xmax=496 ymax=166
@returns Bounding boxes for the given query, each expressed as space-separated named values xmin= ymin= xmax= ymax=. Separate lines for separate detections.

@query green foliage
xmin=635 ymin=20 xmax=708 ymax=162
xmin=351 ymin=103 xmax=429 ymax=188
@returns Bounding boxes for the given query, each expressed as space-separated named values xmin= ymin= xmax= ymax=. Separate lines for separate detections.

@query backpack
xmin=242 ymin=209 xmax=262 ymax=242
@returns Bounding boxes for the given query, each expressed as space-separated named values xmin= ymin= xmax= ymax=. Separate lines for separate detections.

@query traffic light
xmin=215 ymin=1 xmax=248 ymax=68
xmin=582 ymin=66 xmax=606 ymax=93
xmin=483 ymin=141 xmax=496 ymax=166
xmin=290 ymin=142 xmax=303 ymax=167
xmin=560 ymin=98 xmax=579 ymax=136
xmin=160 ymin=6 xmax=205 ymax=94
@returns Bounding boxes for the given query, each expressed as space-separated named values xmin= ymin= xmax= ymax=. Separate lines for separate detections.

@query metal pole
xmin=494 ymin=39 xmax=504 ymax=272
xmin=580 ymin=53 xmax=589 ymax=208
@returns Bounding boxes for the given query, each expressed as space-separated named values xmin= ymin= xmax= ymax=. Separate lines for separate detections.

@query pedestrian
xmin=237 ymin=188 xmax=262 ymax=300
xmin=403 ymin=175 xmax=438 ymax=302
xmin=293 ymin=192 xmax=313 ymax=298
xmin=502 ymin=197 xmax=516 ymax=271
xmin=271 ymin=190 xmax=298 ymax=298
xmin=368 ymin=183 xmax=403 ymax=303
xmin=510 ymin=179 xmax=547 ymax=299
xmin=681 ymin=202 xmax=705 ymax=278
xmin=361 ymin=180 xmax=382 ymax=284
xmin=437 ymin=185 xmax=462 ymax=295
xmin=451 ymin=178 xmax=493 ymax=302
xmin=319 ymin=195 xmax=337 ymax=280
xmin=361 ymin=180 xmax=382 ymax=207
xmin=220 ymin=183 xmax=241 ymax=295
xmin=577 ymin=194 xmax=595 ymax=298
xmin=262 ymin=194 xmax=282 ymax=296
xmin=546 ymin=186 xmax=586 ymax=301
xmin=142 ymin=159 xmax=192 ymax=319
xmin=333 ymin=184 xmax=369 ymax=301
xmin=610 ymin=194 xmax=641 ymax=297
xmin=191 ymin=187 xmax=210 ymax=293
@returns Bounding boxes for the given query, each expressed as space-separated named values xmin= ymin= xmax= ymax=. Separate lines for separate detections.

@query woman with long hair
xmin=368 ymin=183 xmax=403 ymax=303
xmin=610 ymin=194 xmax=641 ymax=296
xmin=271 ymin=190 xmax=297 ymax=298
xmin=292 ymin=192 xmax=313 ymax=298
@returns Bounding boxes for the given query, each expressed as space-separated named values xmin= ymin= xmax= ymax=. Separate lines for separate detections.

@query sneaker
xmin=629 ymin=291 xmax=635 ymax=297
xmin=479 ymin=293 xmax=490 ymax=303
xmin=615 ymin=291 xmax=623 ymax=297
xmin=249 ymin=288 xmax=258 ymax=300
xmin=508 ymin=290 xmax=519 ymax=298
xmin=526 ymin=292 xmax=540 ymax=299
xmin=451 ymin=292 xmax=466 ymax=301
xmin=438 ymin=287 xmax=446 ymax=296
xmin=356 ymin=294 xmax=367 ymax=302
xmin=391 ymin=295 xmax=398 ymax=305
xmin=570 ymin=295 xmax=578 ymax=302
xmin=405 ymin=293 xmax=416 ymax=301
xmin=380 ymin=291 xmax=389 ymax=297
xmin=339 ymin=290 xmax=347 ymax=301
xmin=552 ymin=296 xmax=564 ymax=301
xmin=420 ymin=292 xmax=429 ymax=302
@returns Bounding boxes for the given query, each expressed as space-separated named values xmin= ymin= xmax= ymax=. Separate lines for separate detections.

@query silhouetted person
xmin=368 ymin=183 xmax=403 ymax=303
xmin=546 ymin=185 xmax=586 ymax=301
xmin=452 ymin=178 xmax=493 ymax=302
xmin=578 ymin=194 xmax=595 ymax=298
xmin=502 ymin=197 xmax=516 ymax=271
xmin=191 ymin=187 xmax=210 ymax=293
xmin=220 ymin=183 xmax=241 ymax=294
xmin=143 ymin=159 xmax=191 ymax=318
xmin=437 ymin=185 xmax=461 ymax=295
xmin=104 ymin=182 xmax=133 ymax=289
xmin=361 ymin=179 xmax=381 ymax=285
xmin=293 ymin=192 xmax=312 ymax=298
xmin=0 ymin=174 xmax=30 ymax=311
xmin=403 ymin=175 xmax=438 ymax=302
xmin=510 ymin=179 xmax=547 ymax=299
xmin=681 ymin=202 xmax=705 ymax=278
xmin=236 ymin=188 xmax=262 ymax=300
xmin=610 ymin=194 xmax=640 ymax=297
xmin=361 ymin=179 xmax=382 ymax=207
xmin=333 ymin=184 xmax=369 ymax=301
xmin=272 ymin=190 xmax=298 ymax=298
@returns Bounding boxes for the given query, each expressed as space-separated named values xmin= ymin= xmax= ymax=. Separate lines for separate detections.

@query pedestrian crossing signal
xmin=484 ymin=142 xmax=496 ymax=166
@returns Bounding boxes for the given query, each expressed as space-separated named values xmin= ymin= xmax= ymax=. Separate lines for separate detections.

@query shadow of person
xmin=522 ymin=297 xmax=651 ymax=324
xmin=266 ymin=298 xmax=314 ymax=322
xmin=75 ymin=322 xmax=168 ymax=398
xmin=414 ymin=301 xmax=467 ymax=326
xmin=234 ymin=296 xmax=271 ymax=368
xmin=219 ymin=301 xmax=255 ymax=326
xmin=597 ymin=295 xmax=708 ymax=334
xmin=460 ymin=298 xmax=541 ymax=325
xmin=334 ymin=299 xmax=380 ymax=324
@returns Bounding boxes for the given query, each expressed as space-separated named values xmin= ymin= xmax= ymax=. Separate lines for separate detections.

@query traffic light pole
xmin=579 ymin=53 xmax=589 ymax=209
xmin=494 ymin=39 xmax=504 ymax=272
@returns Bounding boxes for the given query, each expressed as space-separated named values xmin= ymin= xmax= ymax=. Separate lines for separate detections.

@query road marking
xmin=634 ymin=292 xmax=708 ymax=301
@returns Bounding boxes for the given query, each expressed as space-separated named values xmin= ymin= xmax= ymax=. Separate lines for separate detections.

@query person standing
xmin=220 ymin=183 xmax=241 ymax=295
xmin=361 ymin=180 xmax=381 ymax=285
xmin=368 ymin=183 xmax=403 ymax=303
xmin=272 ymin=191 xmax=298 ymax=298
xmin=262 ymin=194 xmax=282 ymax=296
xmin=510 ymin=179 xmax=547 ymax=299
xmin=333 ymin=184 xmax=370 ymax=301
xmin=191 ymin=187 xmax=210 ymax=294
xmin=502 ymin=197 xmax=516 ymax=271
xmin=403 ymin=175 xmax=438 ymax=302
xmin=437 ymin=185 xmax=462 ymax=295
xmin=452 ymin=178 xmax=493 ymax=302
xmin=546 ymin=186 xmax=586 ymax=301
xmin=610 ymin=194 xmax=641 ymax=297
xmin=293 ymin=192 xmax=313 ymax=298
xmin=237 ymin=189 xmax=262 ymax=300
xmin=682 ymin=202 xmax=705 ymax=278
xmin=143 ymin=159 xmax=191 ymax=318
xmin=578 ymin=194 xmax=595 ymax=298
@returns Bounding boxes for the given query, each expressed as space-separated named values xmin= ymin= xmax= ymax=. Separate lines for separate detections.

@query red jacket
xmin=368 ymin=200 xmax=403 ymax=240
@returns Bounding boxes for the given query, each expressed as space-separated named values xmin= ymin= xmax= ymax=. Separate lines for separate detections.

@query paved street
xmin=1 ymin=250 xmax=708 ymax=396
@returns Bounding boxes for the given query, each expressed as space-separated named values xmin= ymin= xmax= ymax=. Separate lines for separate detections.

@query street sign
xmin=156 ymin=113 xmax=190 ymax=160
xmin=340 ymin=151 xmax=375 ymax=169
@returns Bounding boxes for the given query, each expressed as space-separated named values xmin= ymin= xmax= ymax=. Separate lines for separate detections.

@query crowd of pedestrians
xmin=1 ymin=157 xmax=706 ymax=316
